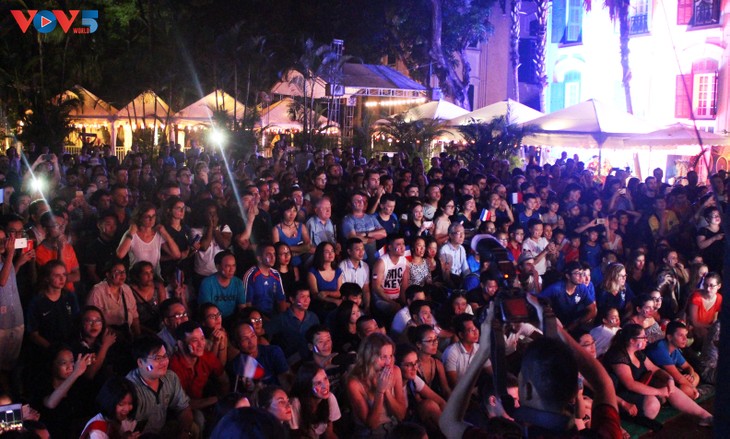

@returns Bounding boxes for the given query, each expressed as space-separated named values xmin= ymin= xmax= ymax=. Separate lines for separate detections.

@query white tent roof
xmin=57 ymin=86 xmax=117 ymax=123
xmin=623 ymin=123 xmax=730 ymax=148
xmin=448 ymin=99 xmax=543 ymax=126
xmin=521 ymin=99 xmax=658 ymax=149
xmin=403 ymin=99 xmax=469 ymax=122
xmin=173 ymin=90 xmax=246 ymax=127
xmin=257 ymin=98 xmax=332 ymax=131
xmin=116 ymin=91 xmax=172 ymax=124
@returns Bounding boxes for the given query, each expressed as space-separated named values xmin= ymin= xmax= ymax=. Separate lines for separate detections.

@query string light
xmin=364 ymin=97 xmax=427 ymax=108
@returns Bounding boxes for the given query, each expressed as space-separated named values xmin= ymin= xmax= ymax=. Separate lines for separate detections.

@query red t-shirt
xmin=689 ymin=292 xmax=722 ymax=326
xmin=169 ymin=350 xmax=224 ymax=399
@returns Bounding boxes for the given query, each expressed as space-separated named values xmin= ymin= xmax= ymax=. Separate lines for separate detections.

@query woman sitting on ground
xmin=80 ymin=376 xmax=137 ymax=439
xmin=626 ymin=294 xmax=665 ymax=344
xmin=602 ymin=323 xmax=712 ymax=425
xmin=687 ymin=272 xmax=722 ymax=343
xmin=409 ymin=324 xmax=451 ymax=399
xmin=396 ymin=343 xmax=445 ymax=435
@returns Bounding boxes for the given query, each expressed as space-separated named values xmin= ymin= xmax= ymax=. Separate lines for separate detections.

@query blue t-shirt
xmin=243 ymin=267 xmax=285 ymax=316
xmin=596 ymin=285 xmax=634 ymax=318
xmin=645 ymin=339 xmax=686 ymax=368
xmin=198 ymin=275 xmax=246 ymax=318
xmin=538 ymin=281 xmax=595 ymax=327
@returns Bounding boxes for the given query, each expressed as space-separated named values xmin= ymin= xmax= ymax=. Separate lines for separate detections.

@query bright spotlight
xmin=31 ymin=178 xmax=45 ymax=192
xmin=209 ymin=129 xmax=226 ymax=146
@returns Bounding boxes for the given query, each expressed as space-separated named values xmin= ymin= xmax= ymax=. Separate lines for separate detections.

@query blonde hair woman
xmin=597 ymin=263 xmax=635 ymax=319
xmin=346 ymin=333 xmax=406 ymax=438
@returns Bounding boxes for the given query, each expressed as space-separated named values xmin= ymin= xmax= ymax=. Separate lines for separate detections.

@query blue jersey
xmin=538 ymin=281 xmax=595 ymax=328
xmin=198 ymin=275 xmax=246 ymax=318
xmin=243 ymin=267 xmax=285 ymax=315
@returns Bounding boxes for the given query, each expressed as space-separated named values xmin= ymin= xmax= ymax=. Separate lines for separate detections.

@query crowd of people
xmin=0 ymin=141 xmax=722 ymax=439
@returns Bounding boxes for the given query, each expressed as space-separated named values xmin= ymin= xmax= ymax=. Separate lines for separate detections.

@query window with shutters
xmin=693 ymin=73 xmax=717 ymax=118
xmin=551 ymin=0 xmax=582 ymax=45
xmin=677 ymin=0 xmax=693 ymax=24
xmin=629 ymin=0 xmax=650 ymax=35
xmin=692 ymin=0 xmax=720 ymax=26
xmin=565 ymin=0 xmax=583 ymax=43
xmin=564 ymin=71 xmax=582 ymax=107
xmin=675 ymin=58 xmax=718 ymax=119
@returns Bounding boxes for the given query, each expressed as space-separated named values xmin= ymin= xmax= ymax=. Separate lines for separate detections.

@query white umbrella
xmin=448 ymin=99 xmax=543 ymax=126
xmin=623 ymin=123 xmax=730 ymax=148
xmin=403 ymin=99 xmax=469 ymax=122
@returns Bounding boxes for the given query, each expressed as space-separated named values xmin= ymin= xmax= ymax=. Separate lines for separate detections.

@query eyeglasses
xmin=706 ymin=283 xmax=720 ymax=288
xmin=250 ymin=317 xmax=263 ymax=324
xmin=421 ymin=338 xmax=439 ymax=345
xmin=633 ymin=336 xmax=648 ymax=340
xmin=83 ymin=318 xmax=103 ymax=325
xmin=206 ymin=312 xmax=222 ymax=320
xmin=401 ymin=361 xmax=421 ymax=369
xmin=570 ymin=271 xmax=585 ymax=277
xmin=167 ymin=312 xmax=188 ymax=320
xmin=147 ymin=354 xmax=170 ymax=362
xmin=111 ymin=269 xmax=126 ymax=276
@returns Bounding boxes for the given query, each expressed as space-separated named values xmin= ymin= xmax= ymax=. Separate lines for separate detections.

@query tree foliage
xmin=375 ymin=113 xmax=449 ymax=163
xmin=451 ymin=116 xmax=535 ymax=166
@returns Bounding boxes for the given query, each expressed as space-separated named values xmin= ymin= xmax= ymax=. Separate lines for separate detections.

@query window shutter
xmin=675 ymin=74 xmax=693 ymax=118
xmin=712 ymin=72 xmax=718 ymax=116
xmin=552 ymin=0 xmax=567 ymax=43
xmin=566 ymin=0 xmax=583 ymax=42
xmin=677 ymin=0 xmax=693 ymax=25
xmin=551 ymin=82 xmax=565 ymax=112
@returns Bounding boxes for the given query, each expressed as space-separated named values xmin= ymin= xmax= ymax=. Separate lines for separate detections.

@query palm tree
xmin=454 ymin=115 xmax=536 ymax=165
xmin=533 ymin=0 xmax=549 ymax=112
xmin=587 ymin=0 xmax=633 ymax=113
xmin=375 ymin=113 xmax=449 ymax=163
xmin=510 ymin=0 xmax=522 ymax=102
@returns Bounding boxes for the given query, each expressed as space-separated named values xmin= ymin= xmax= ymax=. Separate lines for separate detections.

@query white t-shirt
xmin=590 ymin=324 xmax=620 ymax=357
xmin=81 ymin=413 xmax=137 ymax=439
xmin=522 ymin=237 xmax=550 ymax=275
xmin=289 ymin=392 xmax=341 ymax=436
xmin=504 ymin=322 xmax=542 ymax=356
xmin=391 ymin=306 xmax=412 ymax=336
xmin=403 ymin=375 xmax=426 ymax=409
xmin=190 ymin=225 xmax=232 ymax=276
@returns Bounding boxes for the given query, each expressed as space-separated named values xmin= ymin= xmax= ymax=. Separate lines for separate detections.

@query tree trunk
xmin=618 ymin=5 xmax=633 ymax=113
xmin=510 ymin=0 xmax=522 ymax=102
xmin=429 ymin=0 xmax=471 ymax=108
xmin=534 ymin=0 xmax=549 ymax=112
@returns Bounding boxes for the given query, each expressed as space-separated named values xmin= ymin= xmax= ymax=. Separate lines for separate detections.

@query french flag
xmin=242 ymin=355 xmax=266 ymax=380
xmin=479 ymin=208 xmax=491 ymax=222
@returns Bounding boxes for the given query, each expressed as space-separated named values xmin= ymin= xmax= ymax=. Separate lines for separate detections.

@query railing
xmin=63 ymin=145 xmax=127 ymax=160
xmin=629 ymin=14 xmax=649 ymax=35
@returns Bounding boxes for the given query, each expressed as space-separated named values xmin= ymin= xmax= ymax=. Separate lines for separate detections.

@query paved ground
xmin=639 ymin=396 xmax=713 ymax=439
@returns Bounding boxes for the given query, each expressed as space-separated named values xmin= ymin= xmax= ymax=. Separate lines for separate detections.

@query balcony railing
xmin=629 ymin=14 xmax=649 ymax=35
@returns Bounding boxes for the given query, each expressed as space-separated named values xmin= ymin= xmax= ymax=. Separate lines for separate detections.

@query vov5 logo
xmin=11 ymin=10 xmax=98 ymax=34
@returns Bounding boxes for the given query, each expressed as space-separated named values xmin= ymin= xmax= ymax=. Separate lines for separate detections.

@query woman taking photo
xmin=117 ymin=201 xmax=181 ymax=275
xmin=602 ymin=323 xmax=712 ymax=424
xmin=273 ymin=199 xmax=313 ymax=270
xmin=289 ymin=362 xmax=341 ymax=439
xmin=346 ymin=333 xmax=406 ymax=438
xmin=402 ymin=201 xmax=433 ymax=240
xmin=409 ymin=324 xmax=451 ymax=399
xmin=128 ymin=261 xmax=165 ymax=334
xmin=80 ymin=376 xmax=138 ymax=439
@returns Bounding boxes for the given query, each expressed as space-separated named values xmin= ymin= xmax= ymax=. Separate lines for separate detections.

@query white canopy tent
xmin=114 ymin=91 xmax=172 ymax=149
xmin=58 ymin=86 xmax=118 ymax=148
xmin=257 ymin=98 xmax=335 ymax=131
xmin=448 ymin=99 xmax=543 ymax=126
xmin=173 ymin=90 xmax=247 ymax=146
xmin=521 ymin=99 xmax=658 ymax=175
xmin=402 ymin=99 xmax=469 ymax=122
